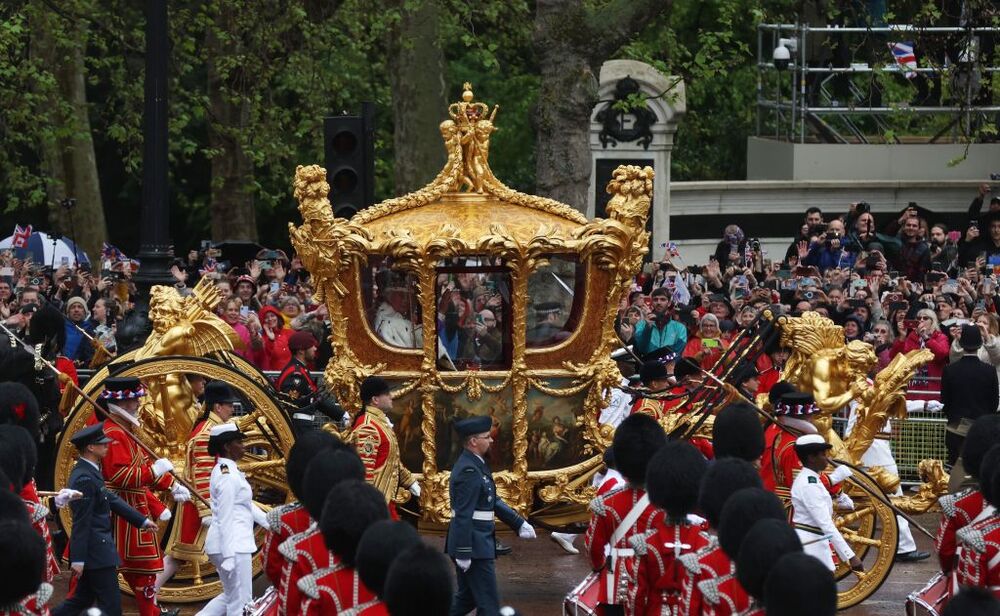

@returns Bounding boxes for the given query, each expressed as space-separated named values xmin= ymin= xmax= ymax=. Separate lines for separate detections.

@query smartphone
xmin=270 ymin=281 xmax=279 ymax=293
xmin=702 ymin=338 xmax=720 ymax=348
xmin=240 ymin=306 xmax=249 ymax=318
xmin=775 ymin=269 xmax=791 ymax=280
xmin=260 ymin=260 xmax=272 ymax=271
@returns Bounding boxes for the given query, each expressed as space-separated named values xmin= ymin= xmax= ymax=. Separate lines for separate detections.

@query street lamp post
xmin=119 ymin=0 xmax=175 ymax=350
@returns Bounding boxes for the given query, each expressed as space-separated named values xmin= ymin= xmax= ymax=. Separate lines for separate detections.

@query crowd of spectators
xmin=616 ymin=184 xmax=1000 ymax=409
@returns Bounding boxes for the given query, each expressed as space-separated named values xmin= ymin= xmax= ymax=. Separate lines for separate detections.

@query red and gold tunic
xmin=956 ymin=514 xmax=1000 ymax=597
xmin=350 ymin=407 xmax=414 ymax=511
xmin=680 ymin=538 xmax=754 ymax=616
xmin=278 ymin=526 xmax=330 ymax=616
xmin=761 ymin=424 xmax=841 ymax=500
xmin=937 ymin=489 xmax=989 ymax=573
xmin=102 ymin=423 xmax=173 ymax=574
xmin=20 ymin=481 xmax=58 ymax=582
xmin=631 ymin=519 xmax=710 ymax=615
xmin=298 ymin=557 xmax=386 ymax=616
xmin=584 ymin=486 xmax=663 ymax=608
xmin=165 ymin=411 xmax=221 ymax=562
xmin=631 ymin=395 xmax=714 ymax=460
xmin=263 ymin=502 xmax=310 ymax=585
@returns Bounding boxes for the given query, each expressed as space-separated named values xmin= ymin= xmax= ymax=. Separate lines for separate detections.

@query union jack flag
xmin=888 ymin=41 xmax=917 ymax=78
xmin=660 ymin=241 xmax=680 ymax=258
xmin=101 ymin=242 xmax=125 ymax=262
xmin=199 ymin=258 xmax=217 ymax=276
xmin=11 ymin=225 xmax=31 ymax=249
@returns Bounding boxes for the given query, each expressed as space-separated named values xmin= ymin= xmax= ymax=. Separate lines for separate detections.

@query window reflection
xmin=436 ymin=259 xmax=511 ymax=370
xmin=526 ymin=256 xmax=583 ymax=347
xmin=364 ymin=257 xmax=422 ymax=349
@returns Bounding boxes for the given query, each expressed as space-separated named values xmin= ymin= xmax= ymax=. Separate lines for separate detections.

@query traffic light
xmin=323 ymin=102 xmax=375 ymax=219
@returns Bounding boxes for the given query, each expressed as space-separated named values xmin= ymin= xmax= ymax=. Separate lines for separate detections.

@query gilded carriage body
xmin=290 ymin=84 xmax=653 ymax=526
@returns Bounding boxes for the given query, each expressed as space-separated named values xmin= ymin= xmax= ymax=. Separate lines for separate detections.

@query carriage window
xmin=363 ymin=257 xmax=423 ymax=349
xmin=435 ymin=257 xmax=512 ymax=371
xmin=526 ymin=256 xmax=584 ymax=348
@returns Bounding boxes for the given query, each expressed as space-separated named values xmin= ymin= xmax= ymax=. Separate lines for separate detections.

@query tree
xmin=532 ymin=0 xmax=668 ymax=211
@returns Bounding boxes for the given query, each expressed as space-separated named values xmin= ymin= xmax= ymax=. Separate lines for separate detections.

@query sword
xmin=0 ymin=321 xmax=210 ymax=509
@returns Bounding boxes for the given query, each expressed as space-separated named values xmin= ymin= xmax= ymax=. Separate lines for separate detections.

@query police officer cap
xmin=454 ymin=415 xmax=492 ymax=438
xmin=763 ymin=552 xmax=836 ymax=616
xmin=204 ymin=381 xmax=240 ymax=407
xmin=71 ymin=422 xmax=113 ymax=450
xmin=360 ymin=376 xmax=391 ymax=403
xmin=638 ymin=360 xmax=670 ymax=385
xmin=288 ymin=330 xmax=318 ymax=351
xmin=207 ymin=423 xmax=245 ymax=456
xmin=792 ymin=433 xmax=832 ymax=457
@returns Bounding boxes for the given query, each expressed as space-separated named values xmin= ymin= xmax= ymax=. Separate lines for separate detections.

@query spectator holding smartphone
xmin=682 ymin=313 xmax=726 ymax=370
xmin=890 ymin=308 xmax=949 ymax=401
xmin=630 ymin=288 xmax=687 ymax=357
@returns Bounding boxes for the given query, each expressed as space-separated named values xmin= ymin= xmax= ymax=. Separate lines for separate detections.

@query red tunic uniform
xmin=263 ymin=502 xmax=310 ymax=585
xmin=166 ymin=411 xmax=220 ymax=562
xmin=20 ymin=481 xmax=58 ymax=582
xmin=278 ymin=526 xmax=330 ymax=616
xmin=584 ymin=487 xmax=663 ymax=608
xmin=1 ymin=582 xmax=53 ymax=616
xmin=350 ymin=407 xmax=414 ymax=518
xmin=760 ymin=423 xmax=798 ymax=494
xmin=937 ymin=489 xmax=989 ymax=573
xmin=298 ymin=557 xmax=386 ymax=616
xmin=631 ymin=395 xmax=714 ymax=460
xmin=102 ymin=423 xmax=173 ymax=616
xmin=956 ymin=514 xmax=1000 ymax=597
xmin=631 ymin=519 xmax=710 ymax=615
xmin=679 ymin=538 xmax=754 ymax=616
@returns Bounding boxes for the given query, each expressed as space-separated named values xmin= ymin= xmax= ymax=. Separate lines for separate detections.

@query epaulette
xmin=628 ymin=531 xmax=652 ymax=557
xmin=35 ymin=582 xmax=54 ymax=606
xmin=697 ymin=577 xmax=723 ymax=605
xmin=27 ymin=501 xmax=49 ymax=524
xmin=266 ymin=503 xmax=290 ymax=530
xmin=957 ymin=524 xmax=989 ymax=554
xmin=678 ymin=551 xmax=703 ymax=576
xmin=278 ymin=535 xmax=301 ymax=562
xmin=221 ymin=463 xmax=230 ymax=474
xmin=940 ymin=489 xmax=974 ymax=519
xmin=589 ymin=495 xmax=607 ymax=517
xmin=296 ymin=567 xmax=329 ymax=600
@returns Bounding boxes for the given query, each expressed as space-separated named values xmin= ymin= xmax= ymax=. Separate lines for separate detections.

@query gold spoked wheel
xmin=54 ymin=354 xmax=295 ymax=603
xmin=832 ymin=469 xmax=899 ymax=610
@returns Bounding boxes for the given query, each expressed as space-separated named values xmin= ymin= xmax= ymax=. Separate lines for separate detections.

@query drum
xmin=905 ymin=572 xmax=950 ymax=616
xmin=564 ymin=572 xmax=601 ymax=616
xmin=243 ymin=586 xmax=279 ymax=616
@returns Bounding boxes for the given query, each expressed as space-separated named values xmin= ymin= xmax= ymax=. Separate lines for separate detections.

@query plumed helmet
xmin=718 ymin=487 xmax=787 ymax=560
xmin=319 ymin=480 xmax=389 ymax=566
xmin=697 ymin=458 xmax=763 ymax=529
xmin=356 ymin=520 xmax=421 ymax=597
xmin=611 ymin=414 xmax=667 ymax=486
xmin=383 ymin=542 xmax=455 ymax=616
xmin=645 ymin=441 xmax=708 ymax=520
xmin=736 ymin=519 xmax=802 ymax=601
xmin=712 ymin=402 xmax=764 ymax=462
xmin=763 ymin=552 xmax=837 ymax=616
xmin=301 ymin=448 xmax=365 ymax=521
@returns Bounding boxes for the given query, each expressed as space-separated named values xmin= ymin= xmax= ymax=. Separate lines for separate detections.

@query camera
xmin=803 ymin=291 xmax=814 ymax=300
xmin=772 ymin=38 xmax=796 ymax=71
xmin=750 ymin=238 xmax=761 ymax=252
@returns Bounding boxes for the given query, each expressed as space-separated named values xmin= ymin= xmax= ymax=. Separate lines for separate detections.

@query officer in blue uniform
xmin=53 ymin=422 xmax=157 ymax=616
xmin=445 ymin=415 xmax=536 ymax=616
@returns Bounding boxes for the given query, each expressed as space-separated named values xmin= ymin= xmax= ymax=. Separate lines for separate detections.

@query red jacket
xmin=299 ymin=556 xmax=386 ymax=616
xmin=956 ymin=514 xmax=1000 ymax=597
xmin=889 ymin=330 xmax=949 ymax=399
xmin=278 ymin=526 xmax=330 ymax=616
xmin=680 ymin=540 xmax=754 ymax=616
xmin=937 ymin=489 xmax=988 ymax=573
xmin=632 ymin=519 xmax=710 ymax=615
xmin=259 ymin=306 xmax=294 ymax=371
xmin=263 ymin=502 xmax=311 ymax=585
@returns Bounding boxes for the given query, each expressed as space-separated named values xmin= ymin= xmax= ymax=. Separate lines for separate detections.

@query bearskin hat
xmin=712 ymin=402 xmax=765 ymax=462
xmin=980 ymin=446 xmax=1000 ymax=506
xmin=736 ymin=519 xmax=802 ymax=601
xmin=319 ymin=480 xmax=389 ymax=566
xmin=763 ymin=552 xmax=836 ymax=616
xmin=0 ymin=382 xmax=40 ymax=441
xmin=301 ymin=448 xmax=365 ymax=521
xmin=697 ymin=458 xmax=763 ymax=529
xmin=963 ymin=416 xmax=1000 ymax=482
xmin=942 ymin=587 xmax=1000 ymax=616
xmin=0 ymin=428 xmax=27 ymax=493
xmin=612 ymin=414 xmax=667 ymax=486
xmin=286 ymin=430 xmax=343 ymax=502
xmin=0 ymin=520 xmax=45 ymax=605
xmin=0 ymin=483 xmax=28 ymax=522
xmin=383 ymin=542 xmax=454 ymax=616
xmin=718 ymin=487 xmax=786 ymax=560
xmin=0 ymin=425 xmax=36 ymax=487
xmin=646 ymin=441 xmax=708 ymax=520
xmin=356 ymin=520 xmax=421 ymax=597
xmin=25 ymin=303 xmax=65 ymax=351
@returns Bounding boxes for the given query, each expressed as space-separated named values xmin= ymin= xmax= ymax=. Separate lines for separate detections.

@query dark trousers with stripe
xmin=450 ymin=558 xmax=500 ymax=616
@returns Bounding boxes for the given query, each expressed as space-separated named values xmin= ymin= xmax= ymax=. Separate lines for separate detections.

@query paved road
xmin=46 ymin=514 xmax=940 ymax=614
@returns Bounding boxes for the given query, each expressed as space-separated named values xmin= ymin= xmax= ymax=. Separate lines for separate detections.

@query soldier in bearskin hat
xmin=763 ymin=552 xmax=837 ymax=616
xmin=712 ymin=402 xmax=765 ymax=464
xmin=297 ymin=480 xmax=390 ymax=614
xmin=383 ymin=542 xmax=455 ymax=616
xmin=631 ymin=441 xmax=710 ymax=615
xmin=356 ymin=520 xmax=422 ymax=601
xmin=735 ymin=519 xmax=803 ymax=610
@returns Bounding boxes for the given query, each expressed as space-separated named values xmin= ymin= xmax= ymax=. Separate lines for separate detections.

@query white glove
xmin=151 ymin=458 xmax=174 ymax=479
xmin=409 ymin=482 xmax=422 ymax=498
xmin=142 ymin=519 xmax=158 ymax=530
xmin=828 ymin=465 xmax=853 ymax=484
xmin=201 ymin=515 xmax=214 ymax=528
xmin=219 ymin=557 xmax=235 ymax=573
xmin=456 ymin=558 xmax=471 ymax=572
xmin=171 ymin=484 xmax=191 ymax=503
xmin=53 ymin=488 xmax=83 ymax=509
xmin=925 ymin=400 xmax=944 ymax=412
xmin=518 ymin=522 xmax=536 ymax=539
xmin=835 ymin=492 xmax=855 ymax=511
xmin=159 ymin=509 xmax=172 ymax=522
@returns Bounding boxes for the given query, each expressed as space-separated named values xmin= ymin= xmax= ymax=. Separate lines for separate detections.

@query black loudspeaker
xmin=323 ymin=102 xmax=375 ymax=219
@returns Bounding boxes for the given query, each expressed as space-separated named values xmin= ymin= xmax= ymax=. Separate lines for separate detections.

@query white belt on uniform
xmin=292 ymin=413 xmax=315 ymax=421
xmin=451 ymin=510 xmax=495 ymax=521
